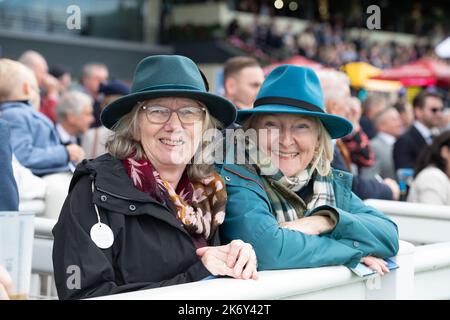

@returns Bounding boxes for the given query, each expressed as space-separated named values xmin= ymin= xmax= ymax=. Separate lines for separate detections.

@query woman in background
xmin=408 ymin=131 xmax=450 ymax=205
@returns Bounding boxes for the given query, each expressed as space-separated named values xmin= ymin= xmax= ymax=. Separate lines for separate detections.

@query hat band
xmin=254 ymin=96 xmax=324 ymax=113
xmin=136 ymin=84 xmax=203 ymax=93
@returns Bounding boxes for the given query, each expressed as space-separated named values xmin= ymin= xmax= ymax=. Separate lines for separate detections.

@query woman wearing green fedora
xmin=52 ymin=55 xmax=258 ymax=299
xmin=218 ymin=65 xmax=399 ymax=273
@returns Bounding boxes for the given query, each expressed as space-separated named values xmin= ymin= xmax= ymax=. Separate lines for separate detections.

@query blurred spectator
xmin=0 ymin=59 xmax=83 ymax=219
xmin=443 ymin=108 xmax=450 ymax=132
xmin=55 ymin=91 xmax=94 ymax=146
xmin=79 ymin=63 xmax=109 ymax=128
xmin=49 ymin=64 xmax=72 ymax=93
xmin=317 ymin=70 xmax=399 ymax=200
xmin=393 ymin=101 xmax=414 ymax=131
xmin=360 ymin=95 xmax=388 ymax=139
xmin=82 ymin=79 xmax=130 ymax=159
xmin=394 ymin=91 xmax=445 ymax=171
xmin=361 ymin=107 xmax=404 ymax=180
xmin=226 ymin=18 xmax=240 ymax=37
xmin=18 ymin=50 xmax=59 ymax=122
xmin=408 ymin=131 xmax=450 ymax=205
xmin=341 ymin=97 xmax=375 ymax=170
xmin=223 ymin=56 xmax=264 ymax=111
xmin=0 ymin=119 xmax=19 ymax=211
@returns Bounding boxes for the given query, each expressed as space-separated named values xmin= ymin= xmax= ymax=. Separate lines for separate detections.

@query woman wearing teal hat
xmin=218 ymin=65 xmax=399 ymax=272
xmin=52 ymin=55 xmax=258 ymax=299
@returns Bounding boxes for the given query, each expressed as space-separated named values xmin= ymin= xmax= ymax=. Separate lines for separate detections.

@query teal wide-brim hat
xmin=101 ymin=55 xmax=237 ymax=129
xmin=237 ymin=65 xmax=353 ymax=139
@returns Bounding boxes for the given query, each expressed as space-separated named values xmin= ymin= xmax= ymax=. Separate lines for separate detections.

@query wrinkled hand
xmin=361 ymin=256 xmax=389 ymax=276
xmin=196 ymin=240 xmax=258 ymax=280
xmin=0 ymin=265 xmax=12 ymax=300
xmin=383 ymin=178 xmax=400 ymax=201
xmin=279 ymin=215 xmax=334 ymax=235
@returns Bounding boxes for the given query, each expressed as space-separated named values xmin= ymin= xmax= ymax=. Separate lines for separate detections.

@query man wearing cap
xmin=81 ymin=79 xmax=130 ymax=158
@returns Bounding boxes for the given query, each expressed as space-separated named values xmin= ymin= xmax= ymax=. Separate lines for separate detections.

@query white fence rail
xmin=93 ymin=240 xmax=450 ymax=300
xmin=414 ymin=242 xmax=450 ymax=299
xmin=365 ymin=199 xmax=450 ymax=244
xmin=30 ymin=208 xmax=450 ymax=300
xmin=93 ymin=241 xmax=416 ymax=300
xmin=30 ymin=217 xmax=56 ymax=299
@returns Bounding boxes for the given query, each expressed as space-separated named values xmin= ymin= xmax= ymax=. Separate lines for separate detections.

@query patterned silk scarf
xmin=122 ymin=156 xmax=227 ymax=240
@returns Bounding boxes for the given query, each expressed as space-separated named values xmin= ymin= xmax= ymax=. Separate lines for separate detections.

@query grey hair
xmin=55 ymin=90 xmax=93 ymax=122
xmin=105 ymin=101 xmax=222 ymax=182
xmin=243 ymin=114 xmax=334 ymax=177
xmin=82 ymin=63 xmax=108 ymax=79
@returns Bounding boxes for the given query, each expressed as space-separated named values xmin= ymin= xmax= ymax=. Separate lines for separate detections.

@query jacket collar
xmin=73 ymin=153 xmax=157 ymax=203
xmin=218 ymin=161 xmax=353 ymax=210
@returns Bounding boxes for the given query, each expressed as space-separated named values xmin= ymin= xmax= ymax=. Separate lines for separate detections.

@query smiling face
xmin=138 ymin=97 xmax=205 ymax=172
xmin=253 ymin=114 xmax=320 ymax=177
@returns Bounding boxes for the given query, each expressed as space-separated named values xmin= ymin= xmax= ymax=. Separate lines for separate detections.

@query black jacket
xmin=52 ymin=154 xmax=218 ymax=300
xmin=332 ymin=146 xmax=393 ymax=200
xmin=393 ymin=125 xmax=427 ymax=171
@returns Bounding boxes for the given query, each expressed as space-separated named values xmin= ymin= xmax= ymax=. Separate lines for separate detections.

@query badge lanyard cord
xmin=91 ymin=181 xmax=102 ymax=225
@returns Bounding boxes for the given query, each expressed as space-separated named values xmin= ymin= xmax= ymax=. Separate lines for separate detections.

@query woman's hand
xmin=361 ymin=256 xmax=389 ymax=276
xmin=196 ymin=240 xmax=258 ymax=280
xmin=0 ymin=265 xmax=12 ymax=300
xmin=280 ymin=216 xmax=334 ymax=235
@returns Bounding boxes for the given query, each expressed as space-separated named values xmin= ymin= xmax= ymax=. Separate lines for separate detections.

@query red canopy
xmin=263 ymin=55 xmax=324 ymax=76
xmin=372 ymin=58 xmax=450 ymax=87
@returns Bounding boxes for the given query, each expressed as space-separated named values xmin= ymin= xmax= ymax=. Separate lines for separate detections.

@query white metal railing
xmin=30 ymin=210 xmax=450 ymax=300
xmin=365 ymin=199 xmax=450 ymax=245
xmin=30 ymin=217 xmax=57 ymax=299
xmin=92 ymin=241 xmax=415 ymax=300
xmin=414 ymin=242 xmax=450 ymax=300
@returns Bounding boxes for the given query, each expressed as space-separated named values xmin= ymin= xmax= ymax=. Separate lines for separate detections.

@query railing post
xmin=365 ymin=240 xmax=415 ymax=299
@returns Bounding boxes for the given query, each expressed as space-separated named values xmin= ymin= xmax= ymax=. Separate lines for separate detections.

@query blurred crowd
xmin=0 ymin=51 xmax=130 ymax=220
xmin=227 ymin=19 xmax=439 ymax=68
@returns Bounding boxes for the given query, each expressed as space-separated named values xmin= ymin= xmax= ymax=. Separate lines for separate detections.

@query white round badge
xmin=90 ymin=223 xmax=114 ymax=249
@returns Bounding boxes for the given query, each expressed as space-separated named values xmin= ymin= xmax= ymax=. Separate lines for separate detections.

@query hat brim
xmin=236 ymin=105 xmax=353 ymax=139
xmin=101 ymin=89 xmax=237 ymax=129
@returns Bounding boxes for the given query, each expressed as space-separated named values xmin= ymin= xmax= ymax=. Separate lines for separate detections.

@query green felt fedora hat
xmin=101 ymin=55 xmax=237 ymax=129
xmin=237 ymin=65 xmax=353 ymax=139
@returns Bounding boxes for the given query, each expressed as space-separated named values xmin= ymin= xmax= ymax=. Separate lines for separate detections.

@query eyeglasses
xmin=141 ymin=105 xmax=206 ymax=124
xmin=430 ymin=107 xmax=444 ymax=114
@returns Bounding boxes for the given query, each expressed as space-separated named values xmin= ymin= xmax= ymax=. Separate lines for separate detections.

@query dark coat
xmin=0 ymin=119 xmax=19 ymax=210
xmin=393 ymin=125 xmax=427 ymax=171
xmin=52 ymin=154 xmax=217 ymax=300
xmin=332 ymin=146 xmax=393 ymax=200
xmin=359 ymin=116 xmax=377 ymax=140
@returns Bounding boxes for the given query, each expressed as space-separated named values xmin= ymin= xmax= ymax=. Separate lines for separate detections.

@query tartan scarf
xmin=122 ymin=156 xmax=227 ymax=240
xmin=244 ymin=133 xmax=336 ymax=223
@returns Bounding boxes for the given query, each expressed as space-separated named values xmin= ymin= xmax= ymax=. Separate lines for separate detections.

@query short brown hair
xmin=223 ymin=56 xmax=260 ymax=80
xmin=412 ymin=91 xmax=442 ymax=109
